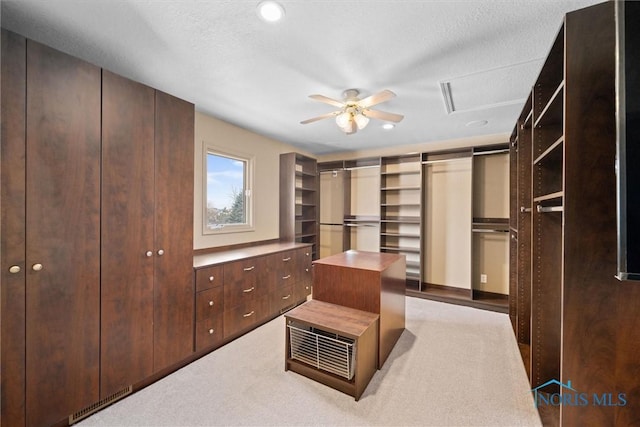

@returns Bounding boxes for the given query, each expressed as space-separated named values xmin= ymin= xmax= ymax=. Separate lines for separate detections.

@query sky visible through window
xmin=206 ymin=153 xmax=245 ymax=226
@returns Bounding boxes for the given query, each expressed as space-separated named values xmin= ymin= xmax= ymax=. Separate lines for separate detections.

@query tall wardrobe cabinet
xmin=1 ymin=30 xmax=195 ymax=427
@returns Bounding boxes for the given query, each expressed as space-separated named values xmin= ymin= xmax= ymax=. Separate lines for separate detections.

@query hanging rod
xmin=520 ymin=206 xmax=532 ymax=213
xmin=422 ymin=157 xmax=471 ymax=165
xmin=345 ymin=164 xmax=380 ymax=171
xmin=472 ymin=148 xmax=510 ymax=156
xmin=344 ymin=223 xmax=378 ymax=227
xmin=472 ymin=229 xmax=509 ymax=233
xmin=537 ymin=205 xmax=564 ymax=213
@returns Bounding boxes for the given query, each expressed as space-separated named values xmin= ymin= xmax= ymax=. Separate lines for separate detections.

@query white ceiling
xmin=1 ymin=0 xmax=602 ymax=155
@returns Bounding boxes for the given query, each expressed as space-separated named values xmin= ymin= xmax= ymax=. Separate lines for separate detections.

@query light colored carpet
xmin=79 ymin=297 xmax=541 ymax=426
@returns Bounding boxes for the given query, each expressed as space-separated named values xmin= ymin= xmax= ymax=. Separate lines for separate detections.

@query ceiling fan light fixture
xmin=335 ymin=111 xmax=351 ymax=129
xmin=354 ymin=113 xmax=369 ymax=130
xmin=257 ymin=1 xmax=285 ymax=22
xmin=382 ymin=123 xmax=395 ymax=130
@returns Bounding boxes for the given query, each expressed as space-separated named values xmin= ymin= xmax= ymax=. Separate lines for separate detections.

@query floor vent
xmin=69 ymin=385 xmax=132 ymax=424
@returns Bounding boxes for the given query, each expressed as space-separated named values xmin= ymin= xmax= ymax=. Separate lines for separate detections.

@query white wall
xmin=193 ymin=112 xmax=311 ymax=250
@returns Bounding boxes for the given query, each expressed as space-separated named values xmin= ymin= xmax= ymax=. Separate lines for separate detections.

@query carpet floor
xmin=79 ymin=297 xmax=542 ymax=426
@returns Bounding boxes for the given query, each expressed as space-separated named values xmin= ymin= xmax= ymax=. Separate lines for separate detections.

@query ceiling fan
xmin=300 ymin=89 xmax=404 ymax=135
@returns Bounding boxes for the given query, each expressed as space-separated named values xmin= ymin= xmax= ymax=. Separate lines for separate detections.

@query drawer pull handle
xmin=282 ymin=257 xmax=291 ymax=262
xmin=243 ymin=266 xmax=255 ymax=271
xmin=209 ymin=276 xmax=215 ymax=282
xmin=282 ymin=294 xmax=291 ymax=300
xmin=282 ymin=274 xmax=291 ymax=280
xmin=243 ymin=310 xmax=255 ymax=318
xmin=209 ymin=300 xmax=214 ymax=306
xmin=208 ymin=328 xmax=214 ymax=335
xmin=305 ymin=252 xmax=309 ymax=256
xmin=243 ymin=286 xmax=255 ymax=293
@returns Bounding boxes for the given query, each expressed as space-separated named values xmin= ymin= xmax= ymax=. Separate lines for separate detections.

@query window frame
xmin=202 ymin=144 xmax=255 ymax=235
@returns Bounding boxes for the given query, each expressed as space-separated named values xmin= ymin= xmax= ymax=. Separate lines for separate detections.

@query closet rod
xmin=344 ymin=223 xmax=378 ymax=227
xmin=319 ymin=222 xmax=343 ymax=226
xmin=472 ymin=148 xmax=510 ymax=156
xmin=471 ymin=229 xmax=509 ymax=233
xmin=537 ymin=205 xmax=564 ymax=213
xmin=345 ymin=164 xmax=380 ymax=171
xmin=421 ymin=157 xmax=471 ymax=165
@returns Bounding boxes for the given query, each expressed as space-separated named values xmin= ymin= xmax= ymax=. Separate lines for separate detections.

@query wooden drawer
xmin=196 ymin=286 xmax=224 ymax=321
xmin=223 ymin=296 xmax=270 ymax=338
xmin=272 ymin=284 xmax=296 ymax=314
xmin=224 ymin=257 xmax=271 ymax=308
xmin=195 ymin=315 xmax=223 ymax=351
xmin=195 ymin=265 xmax=223 ymax=292
xmin=274 ymin=250 xmax=299 ymax=288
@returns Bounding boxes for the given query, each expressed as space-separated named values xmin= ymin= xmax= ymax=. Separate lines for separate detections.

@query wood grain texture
xmin=25 ymin=38 xmax=101 ymax=427
xmin=153 ymin=91 xmax=195 ymax=372
xmin=312 ymin=250 xmax=405 ymax=368
xmin=562 ymin=3 xmax=619 ymax=425
xmin=100 ymin=70 xmax=155 ymax=397
xmin=1 ymin=29 xmax=27 ymax=427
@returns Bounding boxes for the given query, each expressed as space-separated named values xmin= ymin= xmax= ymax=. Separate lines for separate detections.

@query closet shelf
xmin=533 ymin=191 xmax=564 ymax=203
xmin=380 ymin=170 xmax=420 ymax=176
xmin=380 ymin=216 xmax=420 ymax=224
xmin=380 ymin=186 xmax=421 ymax=191
xmin=534 ymin=81 xmax=564 ymax=129
xmin=380 ymin=246 xmax=420 ymax=254
xmin=534 ymin=136 xmax=564 ymax=165
xmin=295 ymin=186 xmax=316 ymax=192
xmin=380 ymin=232 xmax=420 ymax=238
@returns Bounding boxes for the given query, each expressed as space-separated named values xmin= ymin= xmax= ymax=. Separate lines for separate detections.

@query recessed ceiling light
xmin=257 ymin=1 xmax=285 ymax=22
xmin=382 ymin=123 xmax=395 ymax=130
xmin=465 ymin=120 xmax=488 ymax=128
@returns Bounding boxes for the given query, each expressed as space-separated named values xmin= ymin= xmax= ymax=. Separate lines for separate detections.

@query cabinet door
xmin=101 ymin=70 xmax=155 ymax=396
xmin=25 ymin=39 xmax=101 ymax=426
xmin=153 ymin=91 xmax=195 ymax=371
xmin=1 ymin=29 xmax=27 ymax=427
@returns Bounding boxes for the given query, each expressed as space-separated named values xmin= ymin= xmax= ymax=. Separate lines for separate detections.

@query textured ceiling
xmin=1 ymin=0 xmax=602 ymax=155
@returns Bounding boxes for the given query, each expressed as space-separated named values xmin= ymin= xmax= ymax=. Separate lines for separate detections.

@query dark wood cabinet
xmin=193 ymin=242 xmax=312 ymax=348
xmin=1 ymin=30 xmax=195 ymax=426
xmin=100 ymin=74 xmax=195 ymax=394
xmin=1 ymin=33 xmax=102 ymax=427
xmin=509 ymin=2 xmax=640 ymax=425
xmin=100 ymin=70 xmax=156 ymax=397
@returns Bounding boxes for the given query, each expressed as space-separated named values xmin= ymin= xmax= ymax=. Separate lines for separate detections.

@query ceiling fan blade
xmin=309 ymin=94 xmax=345 ymax=108
xmin=300 ymin=111 xmax=340 ymax=124
xmin=358 ymin=90 xmax=396 ymax=108
xmin=362 ymin=108 xmax=404 ymax=123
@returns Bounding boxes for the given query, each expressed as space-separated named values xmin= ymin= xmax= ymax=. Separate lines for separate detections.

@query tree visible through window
xmin=205 ymin=150 xmax=252 ymax=232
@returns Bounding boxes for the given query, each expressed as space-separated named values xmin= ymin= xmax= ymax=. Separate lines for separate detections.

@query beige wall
xmin=193 ymin=112 xmax=311 ymax=250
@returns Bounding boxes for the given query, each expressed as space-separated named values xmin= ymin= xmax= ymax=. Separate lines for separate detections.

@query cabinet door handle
xmin=146 ymin=251 xmax=153 ymax=257
xmin=242 ymin=286 xmax=255 ymax=293
xmin=157 ymin=249 xmax=165 ymax=256
xmin=282 ymin=294 xmax=291 ymax=300
xmin=243 ymin=266 xmax=255 ymax=271
xmin=282 ymin=257 xmax=291 ymax=262
xmin=209 ymin=300 xmax=214 ymax=306
xmin=32 ymin=263 xmax=43 ymax=272
xmin=282 ymin=274 xmax=291 ymax=280
xmin=9 ymin=265 xmax=21 ymax=274
xmin=209 ymin=276 xmax=215 ymax=282
xmin=243 ymin=310 xmax=255 ymax=318
xmin=208 ymin=328 xmax=214 ymax=335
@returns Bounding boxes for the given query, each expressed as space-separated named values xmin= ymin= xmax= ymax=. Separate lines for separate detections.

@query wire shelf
xmin=288 ymin=323 xmax=356 ymax=380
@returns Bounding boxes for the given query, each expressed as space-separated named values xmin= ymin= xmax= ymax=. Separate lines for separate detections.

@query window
xmin=204 ymin=147 xmax=253 ymax=234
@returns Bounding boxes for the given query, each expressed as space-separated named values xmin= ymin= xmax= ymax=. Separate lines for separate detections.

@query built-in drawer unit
xmin=193 ymin=242 xmax=313 ymax=352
